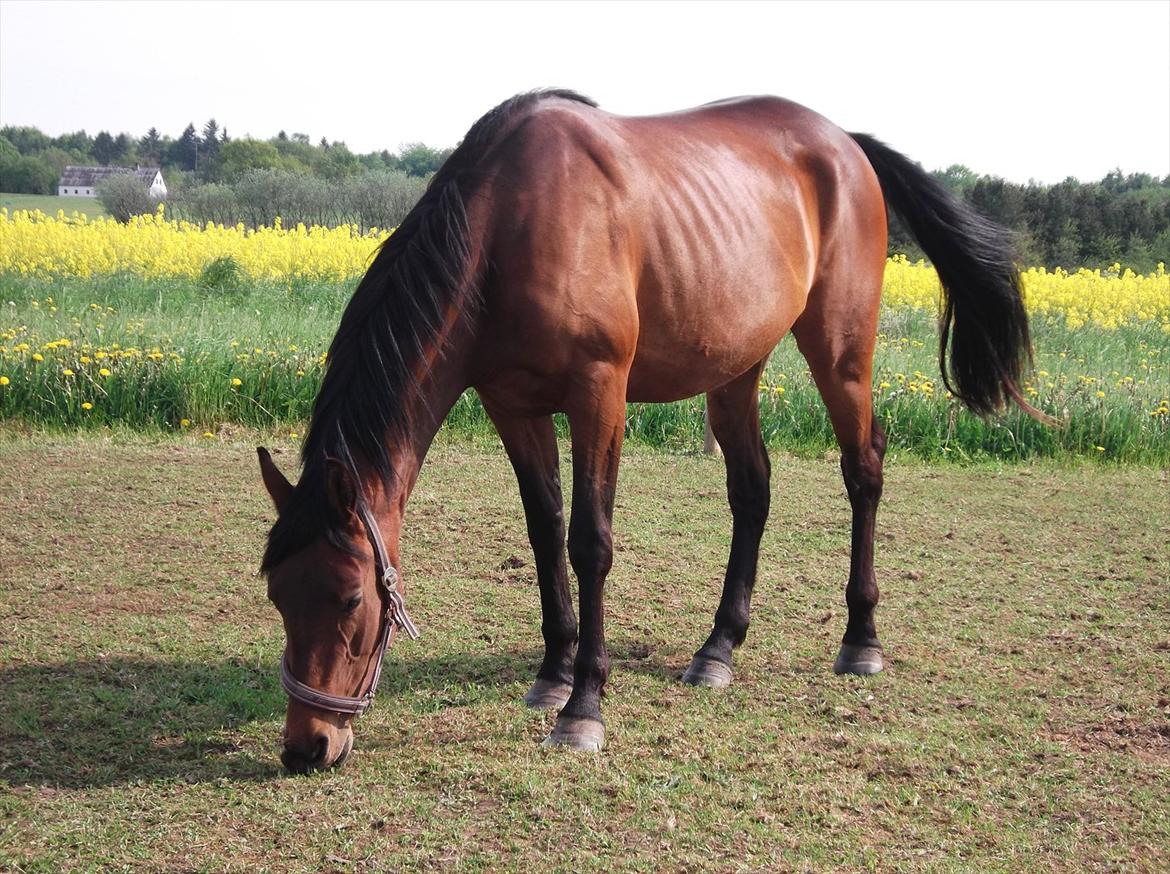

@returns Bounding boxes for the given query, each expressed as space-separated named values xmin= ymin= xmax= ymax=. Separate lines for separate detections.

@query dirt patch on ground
xmin=1044 ymin=717 xmax=1170 ymax=764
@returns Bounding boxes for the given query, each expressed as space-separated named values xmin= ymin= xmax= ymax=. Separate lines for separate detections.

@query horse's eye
xmin=342 ymin=595 xmax=362 ymax=613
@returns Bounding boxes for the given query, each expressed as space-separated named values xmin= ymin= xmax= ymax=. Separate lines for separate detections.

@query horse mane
xmin=262 ymin=89 xmax=597 ymax=572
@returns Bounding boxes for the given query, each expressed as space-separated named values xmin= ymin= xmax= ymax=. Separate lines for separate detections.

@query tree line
xmin=891 ymin=165 xmax=1169 ymax=272
xmin=0 ymin=119 xmax=452 ymax=192
xmin=1 ymin=120 xmax=1166 ymax=270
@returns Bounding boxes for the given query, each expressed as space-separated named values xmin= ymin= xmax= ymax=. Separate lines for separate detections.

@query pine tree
xmin=139 ymin=127 xmax=162 ymax=164
xmin=92 ymin=131 xmax=116 ymax=165
xmin=171 ymin=123 xmax=198 ymax=172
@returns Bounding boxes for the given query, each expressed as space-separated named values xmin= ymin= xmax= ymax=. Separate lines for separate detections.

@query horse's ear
xmin=257 ymin=447 xmax=294 ymax=512
xmin=323 ymin=457 xmax=361 ymax=531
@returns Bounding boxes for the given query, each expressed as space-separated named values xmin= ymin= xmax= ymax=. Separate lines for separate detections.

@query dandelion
xmin=290 ymin=432 xmax=299 ymax=439
xmin=1095 ymin=446 xmax=1106 ymax=452
xmin=81 ymin=402 xmax=93 ymax=410
xmin=32 ymin=353 xmax=43 ymax=362
xmin=1095 ymin=390 xmax=1105 ymax=398
xmin=0 ymin=375 xmax=9 ymax=386
xmin=180 ymin=418 xmax=191 ymax=427
xmin=230 ymin=377 xmax=243 ymax=387
xmin=62 ymin=368 xmax=74 ymax=377
xmin=99 ymin=367 xmax=111 ymax=377
xmin=203 ymin=431 xmax=215 ymax=439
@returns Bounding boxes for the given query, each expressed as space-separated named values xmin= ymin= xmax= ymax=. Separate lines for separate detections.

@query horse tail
xmin=849 ymin=133 xmax=1044 ymax=419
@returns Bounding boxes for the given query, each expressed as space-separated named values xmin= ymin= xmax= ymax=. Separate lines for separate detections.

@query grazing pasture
xmin=1 ymin=436 xmax=1166 ymax=870
xmin=0 ymin=266 xmax=1167 ymax=462
xmin=0 ymin=193 xmax=107 ymax=220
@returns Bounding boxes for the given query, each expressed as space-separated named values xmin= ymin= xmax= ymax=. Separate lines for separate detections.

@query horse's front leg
xmin=486 ymin=409 xmax=577 ymax=710
xmin=544 ymin=366 xmax=628 ymax=751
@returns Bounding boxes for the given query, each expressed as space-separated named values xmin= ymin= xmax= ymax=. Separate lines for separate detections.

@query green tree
xmin=397 ymin=142 xmax=451 ymax=177
xmin=53 ymin=130 xmax=92 ymax=156
xmin=92 ymin=131 xmax=117 ymax=164
xmin=170 ymin=124 xmax=199 ymax=172
xmin=201 ymin=119 xmax=221 ymax=158
xmin=0 ymin=152 xmax=57 ymax=193
xmin=0 ymin=125 xmax=50 ymax=155
xmin=217 ymin=138 xmax=286 ymax=180
xmin=139 ymin=127 xmax=163 ymax=164
xmin=98 ymin=172 xmax=155 ymax=222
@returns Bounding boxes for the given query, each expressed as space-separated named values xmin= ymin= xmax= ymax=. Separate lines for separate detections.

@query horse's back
xmin=474 ymin=95 xmax=887 ymax=408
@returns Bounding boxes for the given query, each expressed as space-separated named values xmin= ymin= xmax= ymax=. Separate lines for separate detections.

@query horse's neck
xmin=371 ymin=330 xmax=473 ymax=550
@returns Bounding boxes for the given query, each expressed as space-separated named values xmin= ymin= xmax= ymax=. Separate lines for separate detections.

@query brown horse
xmin=258 ymin=90 xmax=1035 ymax=771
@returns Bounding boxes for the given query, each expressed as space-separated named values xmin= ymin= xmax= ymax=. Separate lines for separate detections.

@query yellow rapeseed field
xmin=1 ymin=208 xmax=1167 ymax=330
xmin=0 ymin=207 xmax=385 ymax=283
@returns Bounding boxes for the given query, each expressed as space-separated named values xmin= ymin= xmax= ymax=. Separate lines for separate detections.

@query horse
xmin=257 ymin=90 xmax=1036 ymax=772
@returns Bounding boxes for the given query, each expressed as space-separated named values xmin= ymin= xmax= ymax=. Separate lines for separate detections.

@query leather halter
xmin=279 ymin=497 xmax=420 ymax=716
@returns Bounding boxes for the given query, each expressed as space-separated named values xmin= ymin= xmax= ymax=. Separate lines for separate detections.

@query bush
xmin=197 ymin=255 xmax=244 ymax=292
xmin=181 ymin=183 xmax=238 ymax=227
xmin=98 ymin=173 xmax=156 ymax=222
xmin=173 ymin=169 xmax=425 ymax=231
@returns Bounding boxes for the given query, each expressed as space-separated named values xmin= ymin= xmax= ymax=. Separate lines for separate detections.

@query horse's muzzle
xmin=281 ymin=731 xmax=353 ymax=774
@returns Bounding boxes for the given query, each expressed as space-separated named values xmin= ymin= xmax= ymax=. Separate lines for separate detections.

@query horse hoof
xmin=542 ymin=716 xmax=605 ymax=751
xmin=523 ymin=679 xmax=573 ymax=710
xmin=833 ymin=643 xmax=884 ymax=675
xmin=681 ymin=655 xmax=733 ymax=688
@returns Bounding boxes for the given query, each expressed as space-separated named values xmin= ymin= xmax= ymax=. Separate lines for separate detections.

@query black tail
xmin=850 ymin=133 xmax=1039 ymax=418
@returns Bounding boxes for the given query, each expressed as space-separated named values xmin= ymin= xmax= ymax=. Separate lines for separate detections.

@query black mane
xmin=262 ymin=89 xmax=597 ymax=572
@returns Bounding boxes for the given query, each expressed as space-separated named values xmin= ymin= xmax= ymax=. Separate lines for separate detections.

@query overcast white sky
xmin=1 ymin=0 xmax=1167 ymax=183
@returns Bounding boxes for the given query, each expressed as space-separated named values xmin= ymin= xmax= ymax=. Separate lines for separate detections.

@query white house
xmin=57 ymin=166 xmax=167 ymax=198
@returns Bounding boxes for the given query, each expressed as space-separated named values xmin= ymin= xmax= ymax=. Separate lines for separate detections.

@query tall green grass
xmin=1 ymin=274 xmax=1166 ymax=462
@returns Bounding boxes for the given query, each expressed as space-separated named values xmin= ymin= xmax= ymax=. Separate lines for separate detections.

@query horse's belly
xmin=625 ymin=278 xmax=806 ymax=403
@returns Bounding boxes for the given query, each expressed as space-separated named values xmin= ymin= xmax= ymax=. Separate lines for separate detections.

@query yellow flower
xmin=99 ymin=367 xmax=111 ymax=377
xmin=0 ymin=375 xmax=9 ymax=386
xmin=81 ymin=402 xmax=93 ymax=410
xmin=31 ymin=353 xmax=43 ymax=362
xmin=62 ymin=368 xmax=75 ymax=377
xmin=290 ymin=432 xmax=299 ymax=439
xmin=180 ymin=418 xmax=191 ymax=427
xmin=1095 ymin=390 xmax=1105 ymax=398
xmin=203 ymin=431 xmax=215 ymax=439
xmin=230 ymin=377 xmax=242 ymax=387
xmin=1095 ymin=446 xmax=1105 ymax=452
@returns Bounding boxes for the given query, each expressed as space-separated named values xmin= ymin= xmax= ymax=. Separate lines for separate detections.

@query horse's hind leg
xmin=792 ymin=285 xmax=887 ymax=675
xmin=487 ymin=410 xmax=577 ymax=710
xmin=683 ymin=360 xmax=771 ymax=688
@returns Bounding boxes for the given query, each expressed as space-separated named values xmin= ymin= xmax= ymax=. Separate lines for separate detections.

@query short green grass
xmin=1 ymin=433 xmax=1166 ymax=871
xmin=0 ymin=192 xmax=108 ymax=220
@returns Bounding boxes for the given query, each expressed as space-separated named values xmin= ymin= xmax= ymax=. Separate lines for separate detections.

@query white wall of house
xmin=58 ymin=186 xmax=96 ymax=197
xmin=148 ymin=173 xmax=167 ymax=198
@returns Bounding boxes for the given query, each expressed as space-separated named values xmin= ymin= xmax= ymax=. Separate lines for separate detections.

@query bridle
xmin=279 ymin=494 xmax=420 ymax=716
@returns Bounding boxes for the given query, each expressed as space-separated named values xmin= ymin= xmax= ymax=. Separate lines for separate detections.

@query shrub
xmin=198 ymin=255 xmax=243 ymax=292
xmin=98 ymin=173 xmax=156 ymax=222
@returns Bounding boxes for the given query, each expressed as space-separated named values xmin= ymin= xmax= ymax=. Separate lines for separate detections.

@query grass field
xmin=2 ymin=274 xmax=1167 ymax=463
xmin=0 ymin=192 xmax=107 ymax=220
xmin=1 ymin=434 xmax=1166 ymax=871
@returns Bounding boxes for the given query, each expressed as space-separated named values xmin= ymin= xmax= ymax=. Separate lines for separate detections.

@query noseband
xmin=279 ymin=496 xmax=420 ymax=716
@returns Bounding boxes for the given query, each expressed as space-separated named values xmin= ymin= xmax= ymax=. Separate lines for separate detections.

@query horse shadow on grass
xmin=0 ymin=648 xmax=590 ymax=789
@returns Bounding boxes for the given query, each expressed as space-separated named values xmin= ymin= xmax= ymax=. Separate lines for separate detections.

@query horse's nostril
xmin=282 ymin=735 xmax=330 ymax=774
